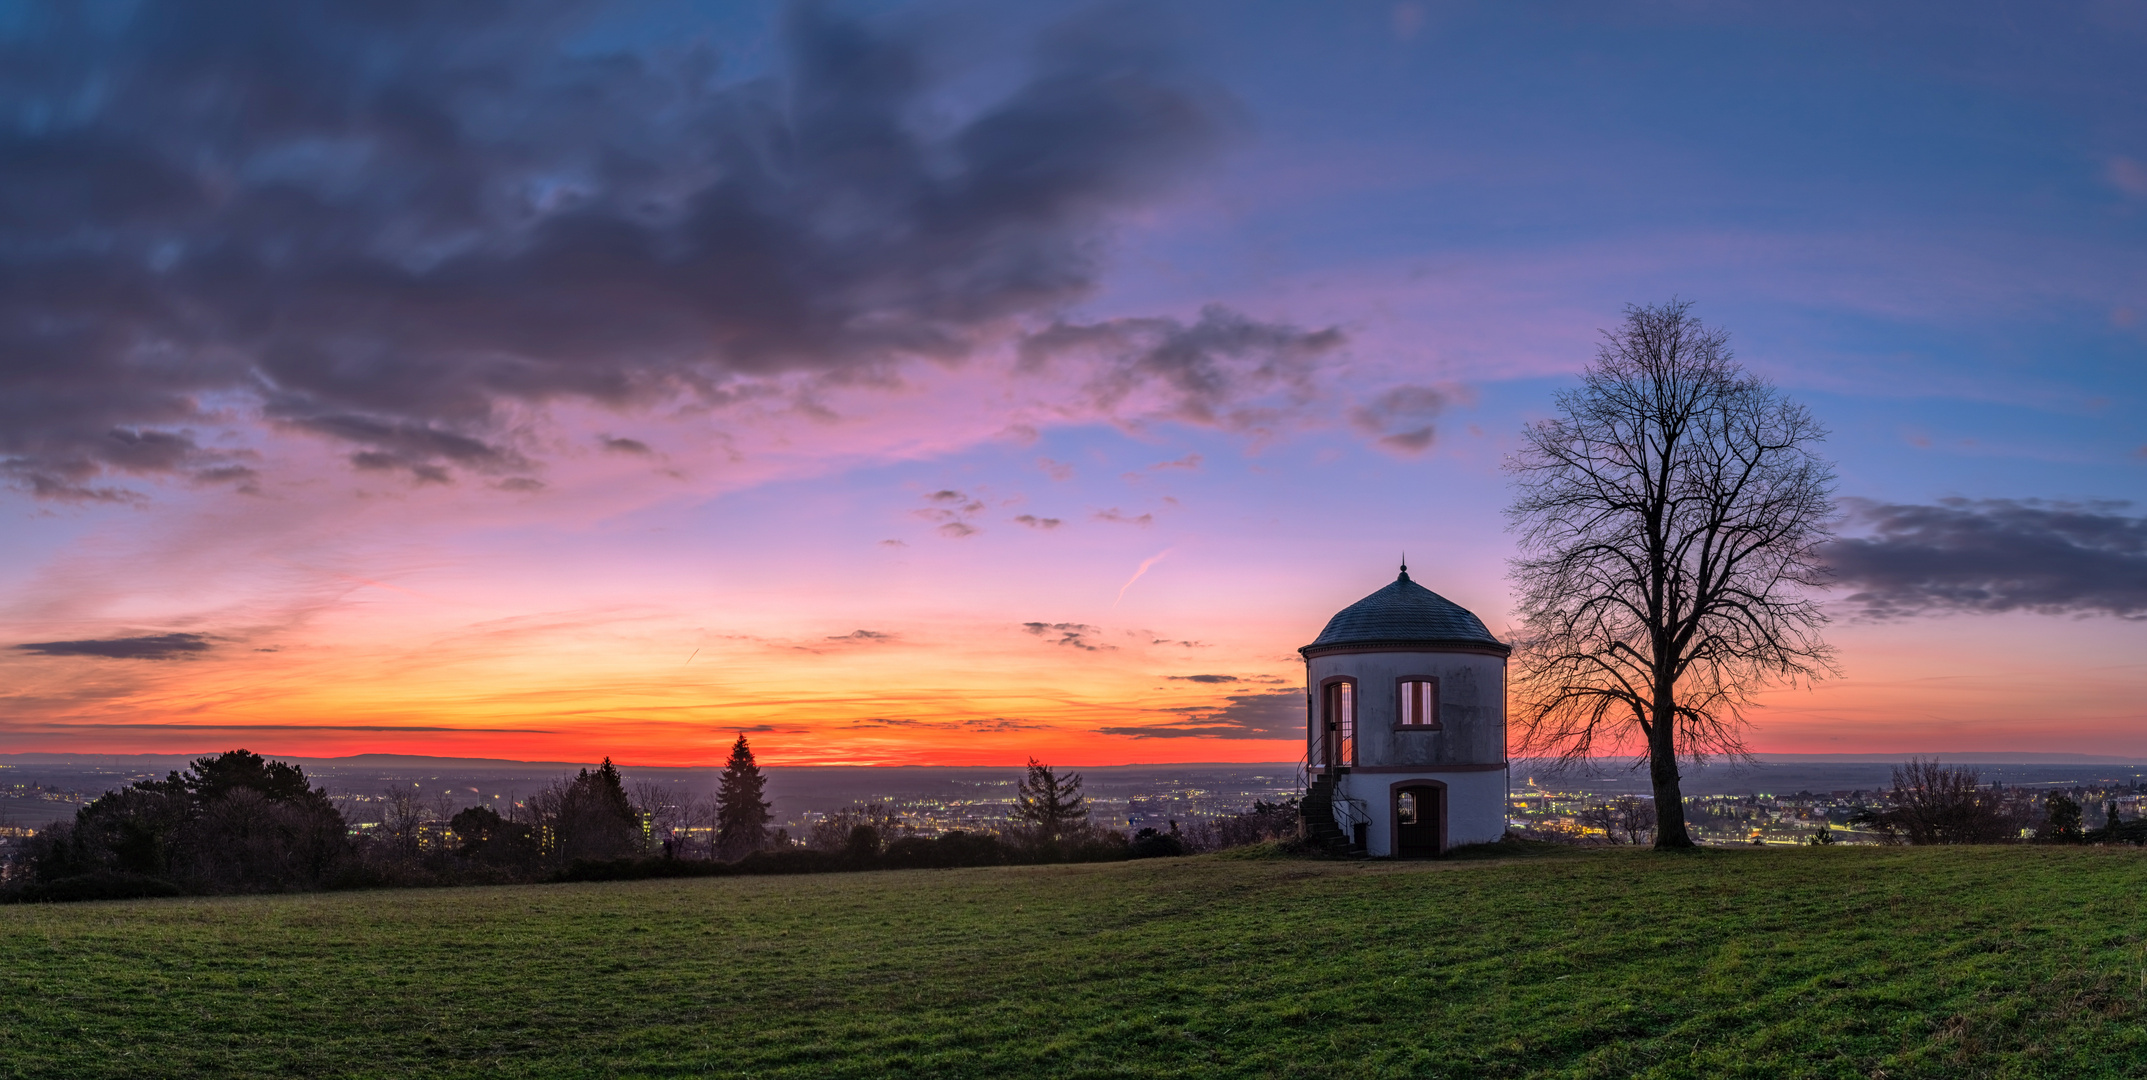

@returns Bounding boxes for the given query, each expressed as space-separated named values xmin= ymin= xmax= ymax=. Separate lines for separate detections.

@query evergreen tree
xmin=552 ymin=757 xmax=642 ymax=861
xmin=1015 ymin=758 xmax=1088 ymax=844
xmin=715 ymin=735 xmax=771 ymax=860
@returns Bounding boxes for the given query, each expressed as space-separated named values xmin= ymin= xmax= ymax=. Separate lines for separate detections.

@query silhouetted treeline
xmin=14 ymin=750 xmax=347 ymax=901
xmin=1851 ymin=759 xmax=2147 ymax=846
xmin=1 ymin=748 xmax=1302 ymax=903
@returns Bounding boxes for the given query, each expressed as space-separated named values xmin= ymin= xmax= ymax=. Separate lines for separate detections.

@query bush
xmin=1062 ymin=829 xmax=1132 ymax=863
xmin=555 ymin=858 xmax=735 ymax=883
xmin=2084 ymin=802 xmax=2147 ymax=845
xmin=1858 ymin=760 xmax=2026 ymax=845
xmin=805 ymin=805 xmax=915 ymax=854
xmin=881 ymin=831 xmax=1007 ymax=870
xmin=27 ymin=750 xmax=350 ymax=895
xmin=2036 ymin=794 xmax=2086 ymax=844
xmin=1128 ymin=828 xmax=1186 ymax=859
xmin=1177 ymin=800 xmax=1302 ymax=853
xmin=7 ymin=871 xmax=183 ymax=904
xmin=732 ymin=848 xmax=847 ymax=875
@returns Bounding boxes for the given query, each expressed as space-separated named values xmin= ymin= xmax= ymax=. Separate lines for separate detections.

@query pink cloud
xmin=2107 ymin=157 xmax=2147 ymax=199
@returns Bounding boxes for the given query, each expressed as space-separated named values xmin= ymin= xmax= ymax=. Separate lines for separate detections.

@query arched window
xmin=1398 ymin=678 xmax=1440 ymax=728
xmin=1320 ymin=679 xmax=1355 ymax=766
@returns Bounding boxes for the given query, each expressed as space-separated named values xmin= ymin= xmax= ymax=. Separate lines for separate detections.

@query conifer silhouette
xmin=715 ymin=735 xmax=772 ymax=860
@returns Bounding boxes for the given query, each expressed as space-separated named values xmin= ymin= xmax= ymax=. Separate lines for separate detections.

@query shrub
xmin=2084 ymin=802 xmax=2147 ymax=845
xmin=1129 ymin=828 xmax=1187 ymax=859
xmin=27 ymin=750 xmax=350 ymax=895
xmin=555 ymin=858 xmax=736 ymax=883
xmin=881 ymin=831 xmax=1007 ymax=869
xmin=805 ymin=805 xmax=915 ymax=854
xmin=1061 ymin=828 xmax=1132 ymax=863
xmin=1177 ymin=800 xmax=1301 ymax=853
xmin=1857 ymin=760 xmax=2026 ymax=845
xmin=733 ymin=848 xmax=847 ymax=875
xmin=7 ymin=871 xmax=184 ymax=904
xmin=2036 ymin=794 xmax=2086 ymax=844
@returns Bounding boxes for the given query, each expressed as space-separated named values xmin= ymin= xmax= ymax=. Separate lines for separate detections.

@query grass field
xmin=2 ymin=845 xmax=2144 ymax=1079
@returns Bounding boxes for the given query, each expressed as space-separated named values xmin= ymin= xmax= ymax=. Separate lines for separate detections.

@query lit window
xmin=1399 ymin=679 xmax=1439 ymax=727
xmin=1398 ymin=791 xmax=1417 ymax=825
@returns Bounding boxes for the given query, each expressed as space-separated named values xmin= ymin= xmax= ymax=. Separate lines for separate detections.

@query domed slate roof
xmin=1302 ymin=566 xmax=1509 ymax=656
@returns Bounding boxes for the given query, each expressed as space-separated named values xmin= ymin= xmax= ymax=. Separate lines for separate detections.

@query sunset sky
xmin=3 ymin=1 xmax=2144 ymax=765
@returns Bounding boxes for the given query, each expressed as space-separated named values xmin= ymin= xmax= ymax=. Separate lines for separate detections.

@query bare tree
xmin=1506 ymin=300 xmax=1836 ymax=848
xmin=629 ymin=778 xmax=685 ymax=853
xmin=805 ymin=804 xmax=916 ymax=853
xmin=1860 ymin=759 xmax=2025 ymax=845
xmin=380 ymin=787 xmax=429 ymax=858
xmin=1579 ymin=795 xmax=1657 ymax=846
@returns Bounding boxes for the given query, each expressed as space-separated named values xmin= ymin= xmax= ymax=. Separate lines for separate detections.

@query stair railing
xmin=1331 ymin=792 xmax=1372 ymax=848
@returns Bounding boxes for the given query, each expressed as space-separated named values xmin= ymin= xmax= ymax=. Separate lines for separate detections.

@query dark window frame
xmin=1318 ymin=675 xmax=1358 ymax=767
xmin=1393 ymin=675 xmax=1441 ymax=730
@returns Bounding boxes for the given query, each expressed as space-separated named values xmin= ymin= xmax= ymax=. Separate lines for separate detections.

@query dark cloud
xmin=1019 ymin=305 xmax=1345 ymax=434
xmin=1012 ymin=513 xmax=1062 ymax=529
xmin=600 ymin=436 xmax=653 ymax=456
xmin=1827 ymin=498 xmax=2147 ymax=619
xmin=825 ymin=629 xmax=892 ymax=642
xmin=915 ymin=489 xmax=984 ymax=537
xmin=1093 ymin=508 xmax=1152 ymax=526
xmin=1022 ymin=621 xmax=1109 ymax=650
xmin=1168 ymin=674 xmax=1239 ymax=683
xmin=964 ymin=717 xmax=1045 ymax=731
xmin=1348 ymin=384 xmax=1452 ymax=453
xmin=1151 ymin=638 xmax=1207 ymax=648
xmin=14 ymin=632 xmax=213 ymax=660
xmin=0 ymin=1 xmax=1230 ymax=497
xmin=843 ymin=715 xmax=1042 ymax=732
xmin=1100 ymin=688 xmax=1301 ymax=739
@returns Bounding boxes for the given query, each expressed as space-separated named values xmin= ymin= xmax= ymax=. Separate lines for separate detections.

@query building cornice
xmin=1344 ymin=762 xmax=1509 ymax=774
xmin=1300 ymin=640 xmax=1512 ymax=660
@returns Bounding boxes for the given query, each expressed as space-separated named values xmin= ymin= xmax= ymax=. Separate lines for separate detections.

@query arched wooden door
xmin=1393 ymin=784 xmax=1444 ymax=857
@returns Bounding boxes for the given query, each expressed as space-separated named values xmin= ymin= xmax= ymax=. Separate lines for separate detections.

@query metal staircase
xmin=1301 ymin=769 xmax=1369 ymax=857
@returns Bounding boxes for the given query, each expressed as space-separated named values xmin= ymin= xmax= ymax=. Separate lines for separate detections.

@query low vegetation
xmin=2 ymin=750 xmax=1298 ymax=901
xmin=2 ymin=845 xmax=2142 ymax=1078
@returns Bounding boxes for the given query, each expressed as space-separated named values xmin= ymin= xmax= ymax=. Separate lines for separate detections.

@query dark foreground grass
xmin=2 ymin=846 xmax=2144 ymax=1079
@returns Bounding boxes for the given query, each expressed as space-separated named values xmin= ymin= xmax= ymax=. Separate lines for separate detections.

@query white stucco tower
xmin=1301 ymin=564 xmax=1510 ymax=856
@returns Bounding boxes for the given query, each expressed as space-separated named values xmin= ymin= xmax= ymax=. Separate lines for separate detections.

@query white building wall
xmin=1336 ymin=769 xmax=1509 ymax=855
xmin=1303 ymin=642 xmax=1508 ymax=855
xmin=1304 ymin=650 xmax=1507 ymax=767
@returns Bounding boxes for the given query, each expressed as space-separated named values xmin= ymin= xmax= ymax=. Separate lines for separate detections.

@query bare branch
xmin=1504 ymin=300 xmax=1837 ymax=847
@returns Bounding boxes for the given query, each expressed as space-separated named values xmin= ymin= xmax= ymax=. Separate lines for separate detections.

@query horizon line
xmin=4 ymin=750 xmax=2144 ymax=768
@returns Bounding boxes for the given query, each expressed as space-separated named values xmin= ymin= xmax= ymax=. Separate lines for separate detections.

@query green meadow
xmin=2 ymin=845 xmax=2143 ymax=1079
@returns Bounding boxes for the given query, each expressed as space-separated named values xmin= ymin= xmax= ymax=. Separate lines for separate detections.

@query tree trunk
xmin=1648 ymin=697 xmax=1696 ymax=849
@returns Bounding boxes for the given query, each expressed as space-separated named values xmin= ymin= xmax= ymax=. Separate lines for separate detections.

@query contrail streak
xmin=684 ymin=648 xmax=699 ymax=666
xmin=1113 ymin=548 xmax=1174 ymax=608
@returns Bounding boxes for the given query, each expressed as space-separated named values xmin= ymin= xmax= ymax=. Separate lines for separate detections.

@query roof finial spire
xmin=1399 ymin=553 xmax=1410 ymax=582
